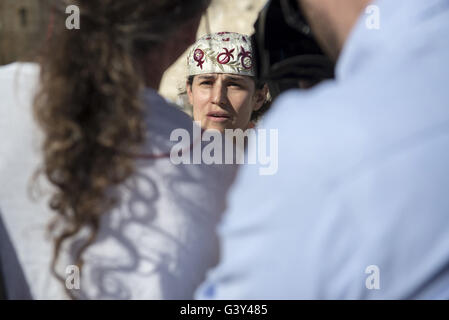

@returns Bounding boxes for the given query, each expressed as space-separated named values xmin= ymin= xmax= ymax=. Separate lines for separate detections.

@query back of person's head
xmin=297 ymin=0 xmax=371 ymax=60
xmin=32 ymin=0 xmax=209 ymax=296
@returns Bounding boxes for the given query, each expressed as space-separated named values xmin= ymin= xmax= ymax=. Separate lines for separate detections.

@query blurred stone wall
xmin=0 ymin=0 xmax=49 ymax=65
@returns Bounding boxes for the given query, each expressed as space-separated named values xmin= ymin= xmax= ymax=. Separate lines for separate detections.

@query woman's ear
xmin=253 ymin=84 xmax=269 ymax=111
xmin=187 ymin=81 xmax=194 ymax=106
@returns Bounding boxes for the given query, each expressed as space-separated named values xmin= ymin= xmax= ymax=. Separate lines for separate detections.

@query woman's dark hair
xmin=186 ymin=75 xmax=271 ymax=121
xmin=32 ymin=0 xmax=209 ymax=297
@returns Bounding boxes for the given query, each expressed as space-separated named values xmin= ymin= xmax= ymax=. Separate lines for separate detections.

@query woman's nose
xmin=212 ymin=83 xmax=227 ymax=106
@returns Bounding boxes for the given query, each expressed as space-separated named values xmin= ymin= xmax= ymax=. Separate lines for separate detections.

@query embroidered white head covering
xmin=187 ymin=32 xmax=255 ymax=77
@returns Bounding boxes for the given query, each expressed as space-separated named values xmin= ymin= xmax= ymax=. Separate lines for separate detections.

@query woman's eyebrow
xmin=197 ymin=75 xmax=216 ymax=80
xmin=225 ymin=76 xmax=247 ymax=82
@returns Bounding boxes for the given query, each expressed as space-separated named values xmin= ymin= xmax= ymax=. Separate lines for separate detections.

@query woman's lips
xmin=207 ymin=112 xmax=231 ymax=123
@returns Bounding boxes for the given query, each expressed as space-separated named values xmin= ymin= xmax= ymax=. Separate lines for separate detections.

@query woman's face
xmin=187 ymin=73 xmax=266 ymax=132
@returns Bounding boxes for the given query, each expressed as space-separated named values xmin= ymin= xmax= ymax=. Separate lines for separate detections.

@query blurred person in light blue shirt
xmin=195 ymin=0 xmax=449 ymax=299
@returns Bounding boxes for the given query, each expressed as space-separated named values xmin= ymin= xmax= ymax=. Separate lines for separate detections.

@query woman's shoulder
xmin=143 ymin=88 xmax=193 ymax=132
xmin=0 ymin=62 xmax=40 ymax=116
xmin=0 ymin=62 xmax=39 ymax=79
xmin=141 ymin=88 xmax=196 ymax=156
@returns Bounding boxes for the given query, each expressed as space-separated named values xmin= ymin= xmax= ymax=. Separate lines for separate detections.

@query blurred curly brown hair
xmin=32 ymin=0 xmax=209 ymax=297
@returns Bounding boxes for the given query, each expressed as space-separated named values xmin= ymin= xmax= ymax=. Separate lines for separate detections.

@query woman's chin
xmin=205 ymin=125 xmax=226 ymax=133
xmin=202 ymin=121 xmax=229 ymax=133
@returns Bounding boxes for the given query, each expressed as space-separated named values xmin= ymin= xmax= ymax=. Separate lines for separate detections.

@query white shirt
xmin=0 ymin=62 xmax=237 ymax=299
xmin=196 ymin=0 xmax=449 ymax=299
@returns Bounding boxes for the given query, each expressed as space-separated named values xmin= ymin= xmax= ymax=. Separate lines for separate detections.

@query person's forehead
xmin=197 ymin=73 xmax=251 ymax=81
